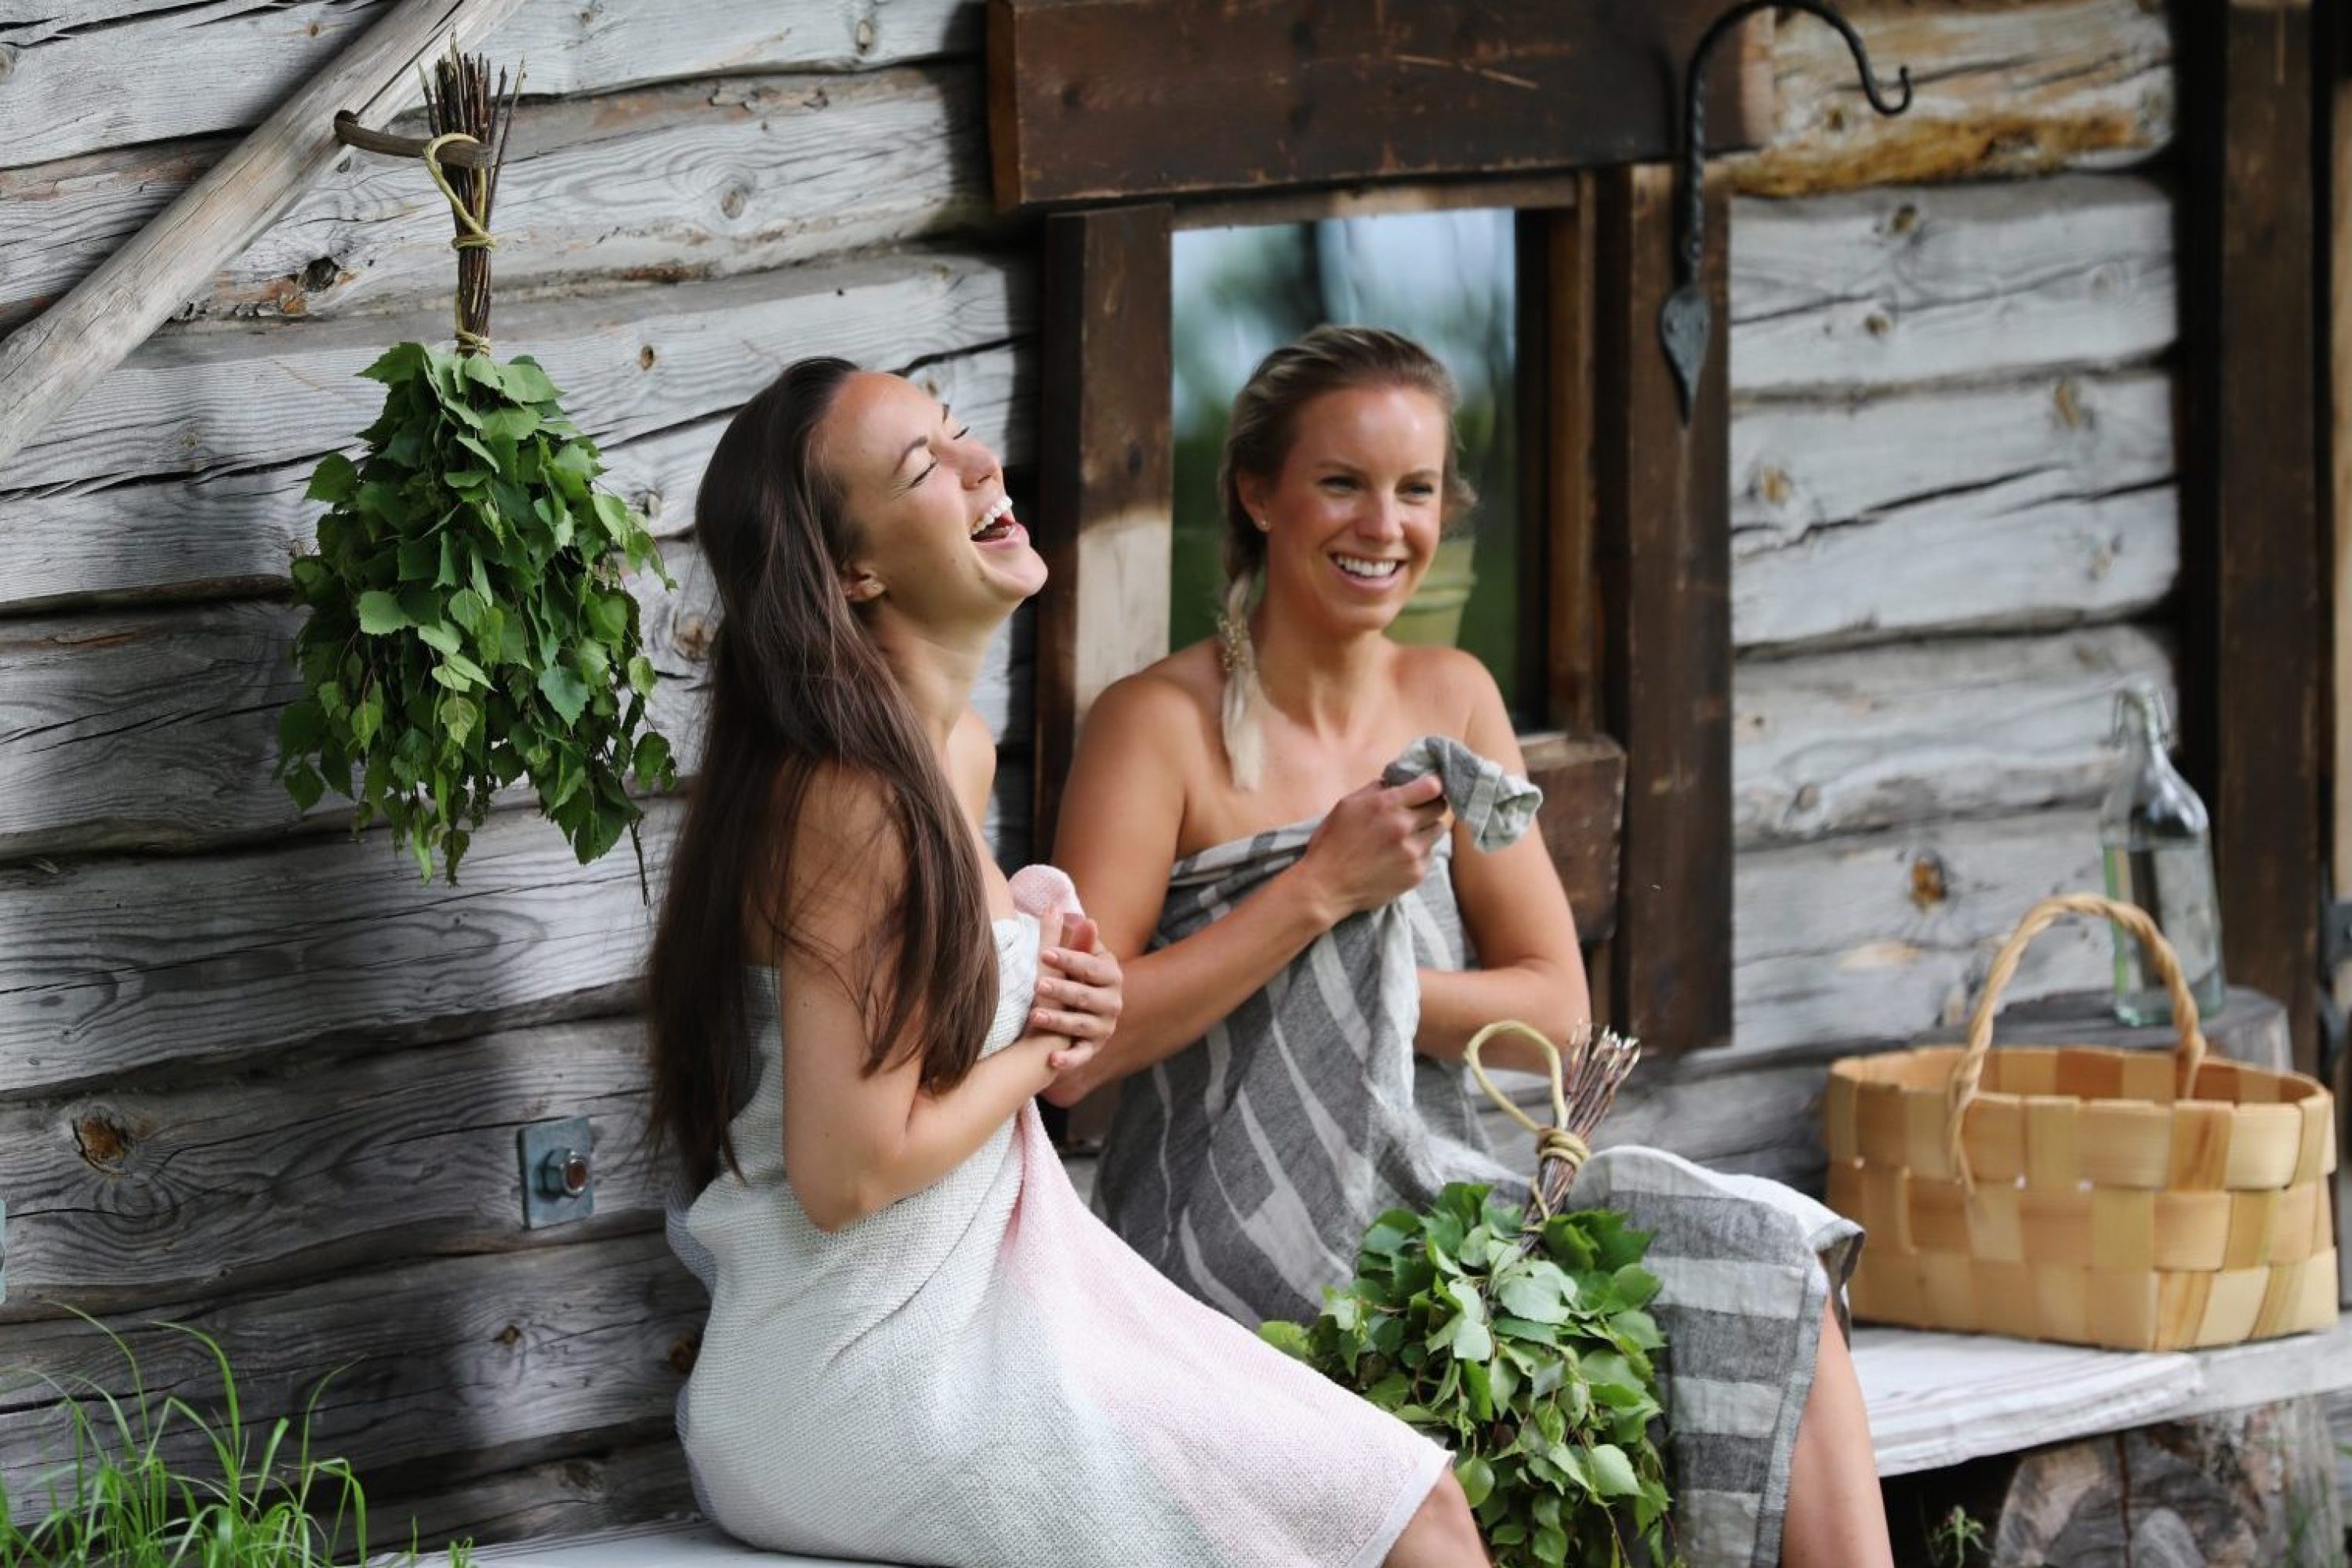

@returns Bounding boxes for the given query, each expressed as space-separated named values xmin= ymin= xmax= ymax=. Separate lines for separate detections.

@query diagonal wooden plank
xmin=0 ymin=0 xmax=531 ymax=471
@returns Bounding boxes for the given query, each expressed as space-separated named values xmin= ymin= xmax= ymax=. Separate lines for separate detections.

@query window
xmin=1169 ymin=211 xmax=1525 ymax=715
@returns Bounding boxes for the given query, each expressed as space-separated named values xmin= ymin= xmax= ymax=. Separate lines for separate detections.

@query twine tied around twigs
xmin=1464 ymin=1020 xmax=1642 ymax=1240
xmin=419 ymin=132 xmax=497 ymax=252
xmin=418 ymin=48 xmax=521 ymax=356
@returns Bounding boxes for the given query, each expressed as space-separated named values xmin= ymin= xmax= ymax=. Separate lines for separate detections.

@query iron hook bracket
xmin=1661 ymin=1 xmax=1913 ymax=423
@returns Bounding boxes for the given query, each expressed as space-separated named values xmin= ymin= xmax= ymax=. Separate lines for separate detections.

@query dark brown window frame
xmin=990 ymin=0 xmax=1759 ymax=1054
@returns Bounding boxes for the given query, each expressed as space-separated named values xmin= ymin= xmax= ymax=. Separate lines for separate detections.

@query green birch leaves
xmin=276 ymin=343 xmax=677 ymax=882
xmin=1261 ymin=1184 xmax=1679 ymax=1568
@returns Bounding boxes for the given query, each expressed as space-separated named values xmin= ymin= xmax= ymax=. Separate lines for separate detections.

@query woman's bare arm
xmin=1047 ymin=675 xmax=1344 ymax=1103
xmin=777 ymin=764 xmax=1080 ymax=1231
xmin=1414 ymin=656 xmax=1591 ymax=1068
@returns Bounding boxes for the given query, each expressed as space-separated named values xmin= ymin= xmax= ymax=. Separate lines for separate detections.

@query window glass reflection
xmin=1171 ymin=210 xmax=1519 ymax=713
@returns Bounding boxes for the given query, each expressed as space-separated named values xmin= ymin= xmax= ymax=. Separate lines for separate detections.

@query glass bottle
xmin=2099 ymin=681 xmax=2227 ymax=1025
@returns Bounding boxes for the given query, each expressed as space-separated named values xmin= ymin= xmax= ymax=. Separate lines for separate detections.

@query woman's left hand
xmin=1030 ymin=914 xmax=1124 ymax=1073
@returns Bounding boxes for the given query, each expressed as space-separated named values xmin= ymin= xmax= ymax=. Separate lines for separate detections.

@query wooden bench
xmin=425 ymin=1309 xmax=2352 ymax=1567
xmin=452 ymin=989 xmax=2345 ymax=1565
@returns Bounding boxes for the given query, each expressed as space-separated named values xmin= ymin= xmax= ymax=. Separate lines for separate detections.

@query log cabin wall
xmin=0 ymin=0 xmax=2222 ymax=1546
xmin=1722 ymin=0 xmax=2175 ymax=1058
xmin=0 ymin=0 xmax=1025 ymax=1538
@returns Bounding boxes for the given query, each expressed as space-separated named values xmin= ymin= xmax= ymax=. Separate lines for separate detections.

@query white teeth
xmin=1333 ymin=554 xmax=1402 ymax=579
xmin=971 ymin=496 xmax=1012 ymax=537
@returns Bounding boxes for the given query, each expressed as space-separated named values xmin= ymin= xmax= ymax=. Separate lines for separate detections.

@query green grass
xmin=0 ymin=1316 xmax=467 ymax=1568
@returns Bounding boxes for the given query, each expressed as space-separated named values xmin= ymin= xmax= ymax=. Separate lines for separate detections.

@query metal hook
xmin=1660 ymin=0 xmax=1913 ymax=423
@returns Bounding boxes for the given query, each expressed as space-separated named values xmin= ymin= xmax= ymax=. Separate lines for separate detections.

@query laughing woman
xmin=1051 ymin=327 xmax=1893 ymax=1568
xmin=646 ymin=358 xmax=1489 ymax=1568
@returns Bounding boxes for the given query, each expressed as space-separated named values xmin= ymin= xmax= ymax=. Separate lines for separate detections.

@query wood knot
xmin=637 ymin=345 xmax=658 ymax=372
xmin=74 ymin=1111 xmax=134 ymax=1174
xmin=2053 ymin=376 xmax=2085 ymax=431
xmin=1863 ymin=310 xmax=1893 ymax=339
xmin=673 ymin=614 xmax=715 ymax=662
xmin=719 ymin=187 xmax=746 ymax=220
xmin=668 ymin=1333 xmax=702 ymax=1376
xmin=300 ymin=256 xmax=343 ymax=295
xmin=854 ymin=15 xmax=877 ymax=52
xmin=1909 ymin=851 xmax=1950 ymax=909
xmin=495 ymin=1323 xmax=523 ymax=1348
xmin=1883 ymin=202 xmax=1920 ymax=239
xmin=1755 ymin=464 xmax=1793 ymax=506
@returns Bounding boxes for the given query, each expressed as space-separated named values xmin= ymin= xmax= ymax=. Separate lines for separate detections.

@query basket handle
xmin=1944 ymin=892 xmax=2209 ymax=1184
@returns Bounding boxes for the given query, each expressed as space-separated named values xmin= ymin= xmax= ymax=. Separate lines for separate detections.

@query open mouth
xmin=971 ymin=495 xmax=1017 ymax=544
xmin=1331 ymin=553 xmax=1404 ymax=583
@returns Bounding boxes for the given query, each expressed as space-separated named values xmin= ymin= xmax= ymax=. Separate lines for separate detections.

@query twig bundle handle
xmin=1944 ymin=893 xmax=2209 ymax=1185
xmin=1466 ymin=1021 xmax=1593 ymax=1189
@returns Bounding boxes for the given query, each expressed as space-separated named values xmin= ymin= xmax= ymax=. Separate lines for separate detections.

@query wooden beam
xmin=1029 ymin=204 xmax=1173 ymax=858
xmin=1519 ymin=193 xmax=1601 ymax=735
xmin=1593 ymin=162 xmax=1733 ymax=1054
xmin=2179 ymin=1 xmax=2325 ymax=1072
xmin=985 ymin=0 xmax=1760 ymax=210
xmin=4 ymin=64 xmax=990 ymax=336
xmin=1174 ymin=172 xmax=1584 ymax=234
xmin=1519 ymin=733 xmax=1624 ymax=946
xmin=0 ymin=0 xmax=975 ymax=172
xmin=0 ymin=0 xmax=529 ymax=471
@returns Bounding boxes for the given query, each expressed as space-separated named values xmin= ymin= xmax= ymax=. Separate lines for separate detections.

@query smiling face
xmin=1238 ymin=383 xmax=1450 ymax=637
xmin=815 ymin=372 xmax=1044 ymax=633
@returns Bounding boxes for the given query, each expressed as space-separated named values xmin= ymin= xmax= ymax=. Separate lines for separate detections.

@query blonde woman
xmin=1054 ymin=326 xmax=1892 ymax=1568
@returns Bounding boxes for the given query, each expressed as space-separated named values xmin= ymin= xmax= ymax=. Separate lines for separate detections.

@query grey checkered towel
xmin=1094 ymin=735 xmax=1862 ymax=1568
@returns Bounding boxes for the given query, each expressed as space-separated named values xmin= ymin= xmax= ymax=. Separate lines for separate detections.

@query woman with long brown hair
xmin=646 ymin=358 xmax=1489 ymax=1566
xmin=1054 ymin=326 xmax=1893 ymax=1568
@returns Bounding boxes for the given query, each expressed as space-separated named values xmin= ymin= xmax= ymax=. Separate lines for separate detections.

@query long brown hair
xmin=648 ymin=358 xmax=998 ymax=1190
xmin=1212 ymin=325 xmax=1476 ymax=786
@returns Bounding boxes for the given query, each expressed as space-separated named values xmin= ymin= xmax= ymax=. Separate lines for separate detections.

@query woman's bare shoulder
xmin=1390 ymin=642 xmax=1502 ymax=737
xmin=1087 ymin=641 xmax=1224 ymax=742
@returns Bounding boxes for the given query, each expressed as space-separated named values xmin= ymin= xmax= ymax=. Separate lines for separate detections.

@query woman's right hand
xmin=1293 ymin=771 xmax=1451 ymax=922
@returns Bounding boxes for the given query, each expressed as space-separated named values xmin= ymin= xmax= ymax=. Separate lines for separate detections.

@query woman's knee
xmin=1385 ymin=1467 xmax=1486 ymax=1566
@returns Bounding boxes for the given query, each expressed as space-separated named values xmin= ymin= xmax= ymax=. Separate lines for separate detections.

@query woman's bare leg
xmin=1780 ymin=1300 xmax=1893 ymax=1568
xmin=1382 ymin=1468 xmax=1490 ymax=1568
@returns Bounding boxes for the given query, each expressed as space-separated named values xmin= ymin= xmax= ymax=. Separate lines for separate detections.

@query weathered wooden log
xmin=0 ymin=799 xmax=679 ymax=1099
xmin=1734 ymin=626 xmax=2173 ymax=848
xmin=0 ymin=0 xmax=975 ymax=172
xmin=1733 ymin=0 xmax=2173 ymax=197
xmin=0 ymin=546 xmax=1032 ymax=858
xmin=2 ymin=64 xmax=993 ymax=333
xmin=369 ymin=1441 xmax=695 ymax=1555
xmin=1911 ymin=985 xmax=2291 ymax=1074
xmin=0 ymin=339 xmax=1022 ymax=616
xmin=0 ymin=0 xmax=535 ymax=472
xmin=1730 ymin=173 xmax=2174 ymax=395
xmin=1733 ymin=806 xmax=2107 ymax=1055
xmin=1883 ymin=1396 xmax=2346 ymax=1568
xmin=0 ymin=1234 xmax=701 ymax=1508
xmin=0 ymin=1018 xmax=656 ymax=1319
xmin=0 ymin=770 xmax=1034 ymax=1100
xmin=1731 ymin=367 xmax=2176 ymax=650
xmin=2 ymin=246 xmax=1025 ymax=498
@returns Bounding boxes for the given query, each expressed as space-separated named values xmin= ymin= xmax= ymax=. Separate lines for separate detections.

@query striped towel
xmin=1566 ymin=1148 xmax=1861 ymax=1568
xmin=1094 ymin=735 xmax=1864 ymax=1568
xmin=1093 ymin=736 xmax=1532 ymax=1326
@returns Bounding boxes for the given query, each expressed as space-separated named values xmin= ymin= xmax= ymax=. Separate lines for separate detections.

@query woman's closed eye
xmin=907 ymin=427 xmax=974 ymax=489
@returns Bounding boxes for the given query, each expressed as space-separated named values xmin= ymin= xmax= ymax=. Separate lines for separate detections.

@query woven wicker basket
xmin=1824 ymin=894 xmax=2338 ymax=1351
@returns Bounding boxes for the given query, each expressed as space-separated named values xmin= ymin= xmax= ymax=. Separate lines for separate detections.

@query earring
xmin=1254 ymin=515 xmax=1270 ymax=532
